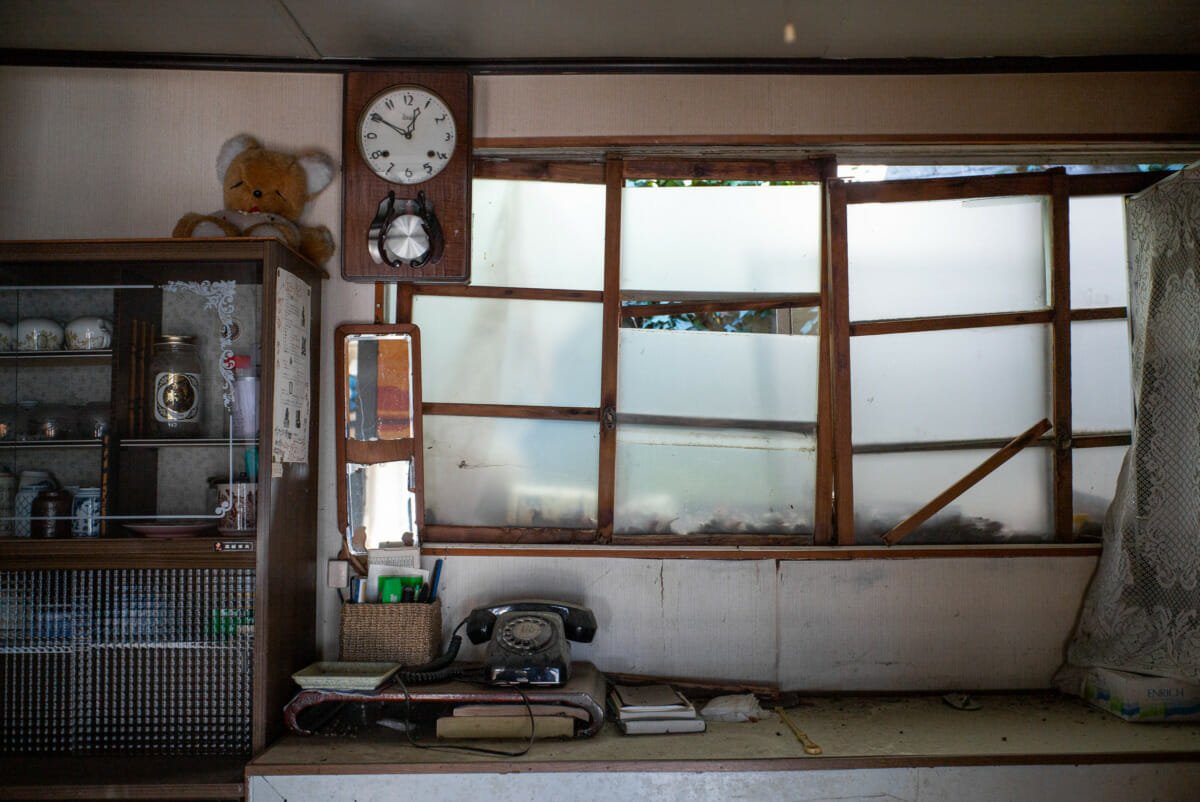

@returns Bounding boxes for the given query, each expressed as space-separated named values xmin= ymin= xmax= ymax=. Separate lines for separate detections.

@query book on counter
xmin=435 ymin=702 xmax=583 ymax=740
xmin=436 ymin=715 xmax=575 ymax=740
xmin=609 ymin=683 xmax=707 ymax=734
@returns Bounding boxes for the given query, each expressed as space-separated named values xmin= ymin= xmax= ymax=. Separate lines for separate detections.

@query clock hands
xmin=403 ymin=107 xmax=420 ymax=136
xmin=367 ymin=112 xmax=415 ymax=140
xmin=370 ymin=109 xmax=420 ymax=140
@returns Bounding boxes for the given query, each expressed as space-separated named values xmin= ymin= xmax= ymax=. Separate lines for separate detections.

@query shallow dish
xmin=292 ymin=661 xmax=401 ymax=691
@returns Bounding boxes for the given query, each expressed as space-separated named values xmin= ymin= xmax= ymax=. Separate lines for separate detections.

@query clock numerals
xmin=359 ymin=85 xmax=457 ymax=185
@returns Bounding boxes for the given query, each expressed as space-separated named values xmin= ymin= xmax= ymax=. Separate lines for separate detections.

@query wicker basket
xmin=339 ymin=599 xmax=442 ymax=666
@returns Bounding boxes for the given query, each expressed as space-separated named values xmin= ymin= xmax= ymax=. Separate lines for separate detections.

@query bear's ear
xmin=216 ymin=134 xmax=260 ymax=181
xmin=296 ymin=151 xmax=336 ymax=198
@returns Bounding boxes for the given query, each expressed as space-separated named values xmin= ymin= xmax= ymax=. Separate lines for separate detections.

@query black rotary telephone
xmin=465 ymin=600 xmax=597 ymax=686
xmin=367 ymin=190 xmax=445 ymax=270
xmin=397 ymin=599 xmax=596 ymax=687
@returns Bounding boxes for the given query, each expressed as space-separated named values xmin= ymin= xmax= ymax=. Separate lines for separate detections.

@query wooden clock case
xmin=342 ymin=70 xmax=472 ymax=283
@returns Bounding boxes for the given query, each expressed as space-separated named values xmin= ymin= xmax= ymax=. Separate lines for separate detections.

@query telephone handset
xmin=466 ymin=600 xmax=597 ymax=686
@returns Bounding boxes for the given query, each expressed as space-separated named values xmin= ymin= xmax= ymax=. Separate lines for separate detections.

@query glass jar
xmin=77 ymin=401 xmax=111 ymax=439
xmin=148 ymin=335 xmax=203 ymax=437
xmin=30 ymin=403 xmax=73 ymax=440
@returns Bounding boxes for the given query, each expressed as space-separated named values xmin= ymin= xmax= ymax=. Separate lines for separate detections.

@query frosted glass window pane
xmin=851 ymin=325 xmax=1051 ymax=445
xmin=615 ymin=425 xmax=815 ymax=536
xmin=1074 ymin=446 xmax=1126 ymax=538
xmin=1070 ymin=195 xmax=1128 ymax=308
xmin=848 ymin=196 xmax=1048 ymax=320
xmin=471 ymin=179 xmax=605 ymax=290
xmin=621 ymin=184 xmax=821 ymax=294
xmin=1072 ymin=320 xmax=1132 ymax=433
xmin=854 ymin=449 xmax=1053 ymax=543
xmin=413 ymin=296 xmax=601 ymax=407
xmin=424 ymin=416 xmax=598 ymax=528
xmin=618 ymin=328 xmax=818 ymax=423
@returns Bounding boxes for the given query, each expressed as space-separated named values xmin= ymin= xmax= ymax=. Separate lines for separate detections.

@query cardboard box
xmin=1079 ymin=667 xmax=1200 ymax=722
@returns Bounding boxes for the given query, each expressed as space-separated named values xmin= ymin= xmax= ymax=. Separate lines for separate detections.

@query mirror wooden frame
xmin=334 ymin=323 xmax=425 ymax=550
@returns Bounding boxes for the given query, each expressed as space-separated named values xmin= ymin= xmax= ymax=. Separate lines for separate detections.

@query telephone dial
xmin=466 ymin=600 xmax=597 ymax=686
xmin=367 ymin=189 xmax=445 ymax=270
xmin=395 ymin=599 xmax=596 ymax=687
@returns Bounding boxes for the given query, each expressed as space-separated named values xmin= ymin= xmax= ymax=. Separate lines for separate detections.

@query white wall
xmin=2 ymin=64 xmax=1164 ymax=691
xmin=249 ymin=763 xmax=1200 ymax=802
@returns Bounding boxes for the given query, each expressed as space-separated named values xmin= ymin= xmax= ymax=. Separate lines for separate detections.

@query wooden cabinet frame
xmin=0 ymin=238 xmax=323 ymax=800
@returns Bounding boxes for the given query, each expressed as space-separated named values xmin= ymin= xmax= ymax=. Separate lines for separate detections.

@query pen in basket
xmin=427 ymin=558 xmax=442 ymax=603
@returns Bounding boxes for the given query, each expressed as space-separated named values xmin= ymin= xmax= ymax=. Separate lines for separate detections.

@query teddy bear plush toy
xmin=173 ymin=134 xmax=337 ymax=266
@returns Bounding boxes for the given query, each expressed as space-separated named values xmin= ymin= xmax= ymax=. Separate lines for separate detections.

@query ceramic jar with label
xmin=148 ymin=335 xmax=203 ymax=437
xmin=71 ymin=487 xmax=102 ymax=538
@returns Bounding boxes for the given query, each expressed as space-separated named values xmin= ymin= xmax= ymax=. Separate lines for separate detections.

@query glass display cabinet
xmin=0 ymin=239 xmax=322 ymax=799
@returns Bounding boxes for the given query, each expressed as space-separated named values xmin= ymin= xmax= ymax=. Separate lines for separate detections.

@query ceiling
xmin=1 ymin=0 xmax=1198 ymax=63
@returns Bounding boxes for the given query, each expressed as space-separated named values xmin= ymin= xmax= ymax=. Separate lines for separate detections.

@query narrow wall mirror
xmin=335 ymin=324 xmax=424 ymax=555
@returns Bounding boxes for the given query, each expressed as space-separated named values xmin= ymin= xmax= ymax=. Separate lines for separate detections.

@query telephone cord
xmin=393 ymin=616 xmax=536 ymax=757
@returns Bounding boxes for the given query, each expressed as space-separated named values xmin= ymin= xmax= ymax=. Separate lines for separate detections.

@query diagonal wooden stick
xmin=775 ymin=707 xmax=822 ymax=755
xmin=881 ymin=418 xmax=1052 ymax=546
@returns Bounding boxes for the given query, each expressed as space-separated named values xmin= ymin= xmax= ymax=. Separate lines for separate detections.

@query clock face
xmin=357 ymin=86 xmax=457 ymax=185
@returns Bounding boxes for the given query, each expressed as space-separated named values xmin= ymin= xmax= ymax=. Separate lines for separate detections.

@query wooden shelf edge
xmin=0 ymin=781 xmax=243 ymax=800
xmin=419 ymin=542 xmax=1104 ymax=560
xmin=0 ymin=754 xmax=245 ymax=800
xmin=245 ymin=750 xmax=1200 ymax=777
xmin=0 ymin=536 xmax=256 ymax=569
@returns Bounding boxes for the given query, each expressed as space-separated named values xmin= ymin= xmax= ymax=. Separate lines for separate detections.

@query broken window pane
xmin=853 ymin=448 xmax=1053 ymax=544
xmin=615 ymin=424 xmax=815 ymax=537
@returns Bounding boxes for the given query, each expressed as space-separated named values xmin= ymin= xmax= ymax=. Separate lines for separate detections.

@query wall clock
xmin=343 ymin=71 xmax=471 ymax=283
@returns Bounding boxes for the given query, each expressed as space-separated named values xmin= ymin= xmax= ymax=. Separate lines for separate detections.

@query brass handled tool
xmin=775 ymin=706 xmax=822 ymax=755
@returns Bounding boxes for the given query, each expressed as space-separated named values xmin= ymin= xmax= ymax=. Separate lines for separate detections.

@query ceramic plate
xmin=292 ymin=661 xmax=401 ymax=691
xmin=124 ymin=520 xmax=219 ymax=538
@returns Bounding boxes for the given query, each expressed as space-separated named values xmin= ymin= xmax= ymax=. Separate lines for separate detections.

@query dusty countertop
xmin=249 ymin=692 xmax=1200 ymax=774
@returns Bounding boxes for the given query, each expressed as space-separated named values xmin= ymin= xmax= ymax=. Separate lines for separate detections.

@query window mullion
xmin=826 ymin=179 xmax=855 ymax=545
xmin=815 ymin=165 xmax=836 ymax=545
xmin=1050 ymin=170 xmax=1074 ymax=541
xmin=597 ymin=155 xmax=624 ymax=543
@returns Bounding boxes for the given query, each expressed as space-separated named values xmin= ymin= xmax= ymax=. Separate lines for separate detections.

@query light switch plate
xmin=327 ymin=559 xmax=350 ymax=588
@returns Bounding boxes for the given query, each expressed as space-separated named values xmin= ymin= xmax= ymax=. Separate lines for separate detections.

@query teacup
xmin=0 ymin=321 xmax=13 ymax=351
xmin=65 ymin=316 xmax=112 ymax=350
xmin=16 ymin=318 xmax=63 ymax=351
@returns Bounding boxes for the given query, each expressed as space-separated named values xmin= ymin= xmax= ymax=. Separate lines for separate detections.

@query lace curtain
xmin=1062 ymin=163 xmax=1200 ymax=683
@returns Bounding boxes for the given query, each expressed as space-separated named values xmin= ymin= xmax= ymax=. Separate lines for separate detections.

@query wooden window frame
xmin=406 ymin=156 xmax=832 ymax=546
xmin=399 ymin=157 xmax=1160 ymax=555
xmin=830 ymin=168 xmax=1165 ymax=546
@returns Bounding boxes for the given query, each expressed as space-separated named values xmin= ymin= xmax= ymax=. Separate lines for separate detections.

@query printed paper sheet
xmin=272 ymin=267 xmax=311 ymax=464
